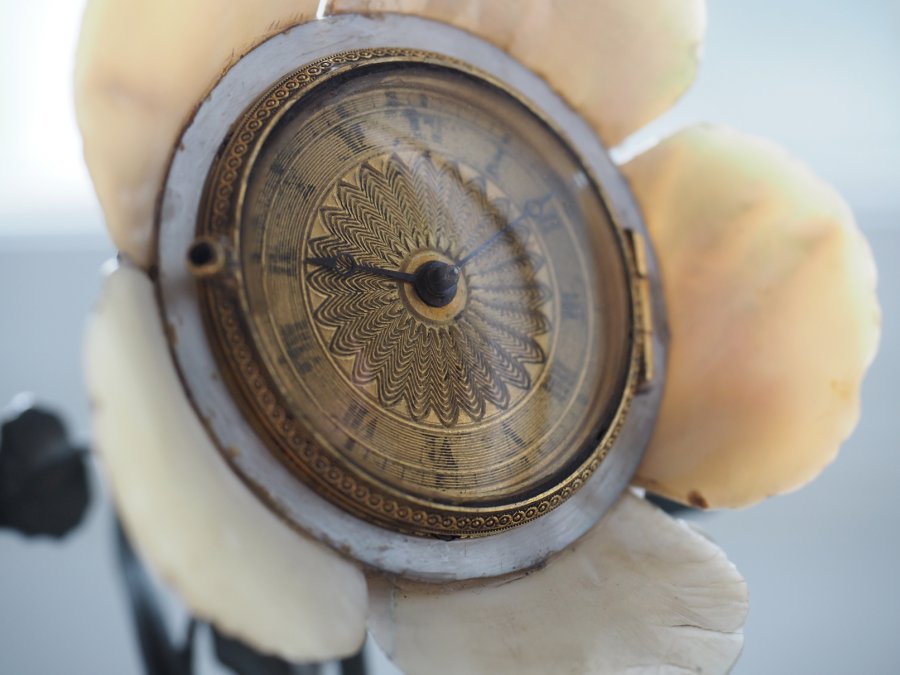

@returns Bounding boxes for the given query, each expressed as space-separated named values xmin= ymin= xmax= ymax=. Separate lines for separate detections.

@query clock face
xmin=190 ymin=50 xmax=638 ymax=537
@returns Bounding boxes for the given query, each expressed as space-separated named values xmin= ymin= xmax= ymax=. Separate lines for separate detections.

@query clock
xmin=156 ymin=14 xmax=666 ymax=580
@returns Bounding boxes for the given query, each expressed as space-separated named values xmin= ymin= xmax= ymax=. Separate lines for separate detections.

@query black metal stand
xmin=1 ymin=401 xmax=368 ymax=675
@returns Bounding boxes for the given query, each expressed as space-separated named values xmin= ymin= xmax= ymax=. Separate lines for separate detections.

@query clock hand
xmin=307 ymin=253 xmax=462 ymax=308
xmin=457 ymin=191 xmax=556 ymax=268
xmin=306 ymin=253 xmax=417 ymax=283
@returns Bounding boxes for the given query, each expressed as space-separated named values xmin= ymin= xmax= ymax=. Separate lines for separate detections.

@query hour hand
xmin=306 ymin=253 xmax=416 ymax=283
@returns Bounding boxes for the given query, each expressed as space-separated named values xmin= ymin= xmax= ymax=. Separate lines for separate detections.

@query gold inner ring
xmin=399 ymin=250 xmax=469 ymax=323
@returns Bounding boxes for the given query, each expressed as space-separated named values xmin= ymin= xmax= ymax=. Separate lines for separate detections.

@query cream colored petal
xmin=74 ymin=0 xmax=319 ymax=268
xmin=333 ymin=0 xmax=706 ymax=148
xmin=76 ymin=0 xmax=705 ymax=267
xmin=625 ymin=126 xmax=880 ymax=509
xmin=84 ymin=264 xmax=368 ymax=662
xmin=369 ymin=491 xmax=747 ymax=675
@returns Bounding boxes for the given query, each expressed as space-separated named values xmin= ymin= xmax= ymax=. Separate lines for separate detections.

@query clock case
xmin=155 ymin=13 xmax=668 ymax=581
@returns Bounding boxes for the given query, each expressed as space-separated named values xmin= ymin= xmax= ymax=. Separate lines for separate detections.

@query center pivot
xmin=413 ymin=260 xmax=461 ymax=307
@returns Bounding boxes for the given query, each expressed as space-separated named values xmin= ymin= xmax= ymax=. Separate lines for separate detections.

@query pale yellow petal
xmin=333 ymin=0 xmax=706 ymax=149
xmin=77 ymin=0 xmax=704 ymax=267
xmin=84 ymin=264 xmax=368 ymax=662
xmin=624 ymin=126 xmax=880 ymax=509
xmin=369 ymin=491 xmax=747 ymax=675
xmin=74 ymin=0 xmax=319 ymax=268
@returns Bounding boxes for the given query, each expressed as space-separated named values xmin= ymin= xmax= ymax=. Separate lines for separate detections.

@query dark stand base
xmin=1 ymin=401 xmax=368 ymax=675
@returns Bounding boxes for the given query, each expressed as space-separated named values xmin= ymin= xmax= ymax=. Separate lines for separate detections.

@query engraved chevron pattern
xmin=307 ymin=153 xmax=550 ymax=427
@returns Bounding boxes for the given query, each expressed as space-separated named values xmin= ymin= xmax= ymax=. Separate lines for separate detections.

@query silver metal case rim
xmin=156 ymin=13 xmax=668 ymax=581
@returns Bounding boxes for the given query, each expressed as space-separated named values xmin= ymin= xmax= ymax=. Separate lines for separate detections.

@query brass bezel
xmin=155 ymin=13 xmax=667 ymax=580
xmin=191 ymin=48 xmax=644 ymax=537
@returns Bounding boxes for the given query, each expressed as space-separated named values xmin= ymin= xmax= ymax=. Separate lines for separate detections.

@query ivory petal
xmin=369 ymin=491 xmax=747 ymax=675
xmin=332 ymin=0 xmax=706 ymax=148
xmin=76 ymin=0 xmax=705 ymax=267
xmin=624 ymin=126 xmax=881 ymax=509
xmin=74 ymin=0 xmax=319 ymax=268
xmin=84 ymin=264 xmax=368 ymax=662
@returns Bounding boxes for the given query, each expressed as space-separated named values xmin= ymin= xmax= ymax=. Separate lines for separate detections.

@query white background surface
xmin=1 ymin=2 xmax=898 ymax=673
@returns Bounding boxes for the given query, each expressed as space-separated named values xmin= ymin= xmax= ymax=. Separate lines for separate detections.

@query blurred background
xmin=1 ymin=1 xmax=898 ymax=673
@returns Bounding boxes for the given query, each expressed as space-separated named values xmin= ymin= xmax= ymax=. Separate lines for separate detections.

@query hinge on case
xmin=623 ymin=229 xmax=655 ymax=391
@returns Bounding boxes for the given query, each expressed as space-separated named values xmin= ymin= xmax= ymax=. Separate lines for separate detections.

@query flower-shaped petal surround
xmin=74 ymin=0 xmax=705 ymax=269
xmin=627 ymin=126 xmax=881 ymax=508
xmin=85 ymin=265 xmax=368 ymax=662
xmin=368 ymin=491 xmax=747 ymax=675
xmin=86 ymin=264 xmax=748 ymax=670
xmin=74 ymin=0 xmax=880 ymax=672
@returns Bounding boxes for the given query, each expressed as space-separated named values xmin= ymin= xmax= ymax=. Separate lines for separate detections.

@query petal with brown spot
xmin=624 ymin=125 xmax=880 ymax=509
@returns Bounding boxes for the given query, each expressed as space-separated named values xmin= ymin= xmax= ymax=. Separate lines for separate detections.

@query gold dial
xmin=191 ymin=50 xmax=640 ymax=537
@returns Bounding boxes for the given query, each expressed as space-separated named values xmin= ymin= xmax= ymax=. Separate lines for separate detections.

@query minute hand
xmin=457 ymin=192 xmax=555 ymax=268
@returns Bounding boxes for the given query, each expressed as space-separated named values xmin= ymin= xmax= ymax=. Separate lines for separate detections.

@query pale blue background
xmin=1 ymin=2 xmax=898 ymax=673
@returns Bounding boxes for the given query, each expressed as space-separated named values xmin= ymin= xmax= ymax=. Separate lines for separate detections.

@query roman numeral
xmin=502 ymin=420 xmax=528 ymax=450
xmin=560 ymin=291 xmax=584 ymax=321
xmin=426 ymin=435 xmax=458 ymax=487
xmin=542 ymin=360 xmax=578 ymax=404
xmin=280 ymin=321 xmax=320 ymax=375
xmin=343 ymin=400 xmax=377 ymax=440
xmin=336 ymin=122 xmax=367 ymax=154
xmin=539 ymin=213 xmax=563 ymax=234
xmin=267 ymin=250 xmax=297 ymax=276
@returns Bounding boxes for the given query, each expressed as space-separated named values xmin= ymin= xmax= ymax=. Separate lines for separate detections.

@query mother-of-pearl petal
xmin=84 ymin=264 xmax=368 ymax=662
xmin=625 ymin=126 xmax=880 ymax=509
xmin=75 ymin=0 xmax=320 ymax=269
xmin=332 ymin=0 xmax=706 ymax=148
xmin=75 ymin=0 xmax=705 ymax=268
xmin=368 ymin=491 xmax=747 ymax=675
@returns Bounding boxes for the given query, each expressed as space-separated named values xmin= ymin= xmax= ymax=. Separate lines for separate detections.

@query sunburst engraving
xmin=189 ymin=52 xmax=639 ymax=537
xmin=306 ymin=153 xmax=551 ymax=427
